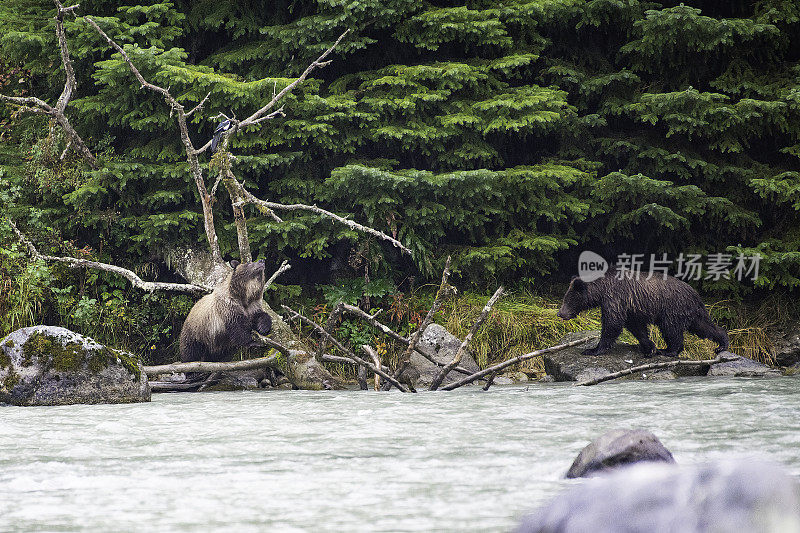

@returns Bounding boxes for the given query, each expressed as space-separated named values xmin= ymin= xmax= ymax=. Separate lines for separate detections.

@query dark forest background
xmin=1 ymin=0 xmax=798 ymax=362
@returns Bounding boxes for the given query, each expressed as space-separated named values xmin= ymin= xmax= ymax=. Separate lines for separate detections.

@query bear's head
xmin=557 ymin=277 xmax=591 ymax=320
xmin=228 ymin=259 xmax=267 ymax=305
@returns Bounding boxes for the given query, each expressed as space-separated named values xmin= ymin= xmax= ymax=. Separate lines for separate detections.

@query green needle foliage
xmin=1 ymin=0 xmax=798 ymax=323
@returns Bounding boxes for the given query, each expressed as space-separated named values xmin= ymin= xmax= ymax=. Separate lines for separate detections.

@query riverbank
xmin=2 ymin=380 xmax=798 ymax=532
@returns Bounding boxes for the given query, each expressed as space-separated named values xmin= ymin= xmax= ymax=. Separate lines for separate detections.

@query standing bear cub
xmin=179 ymin=259 xmax=272 ymax=362
xmin=557 ymin=269 xmax=729 ymax=357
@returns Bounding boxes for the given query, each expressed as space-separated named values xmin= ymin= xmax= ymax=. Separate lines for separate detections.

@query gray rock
xmin=407 ymin=324 xmax=480 ymax=387
xmin=543 ymin=331 xmax=707 ymax=382
xmin=770 ymin=322 xmax=800 ymax=367
xmin=0 ymin=326 xmax=150 ymax=406
xmin=565 ymin=428 xmax=675 ymax=479
xmin=707 ymin=354 xmax=781 ymax=377
xmin=517 ymin=460 xmax=800 ymax=533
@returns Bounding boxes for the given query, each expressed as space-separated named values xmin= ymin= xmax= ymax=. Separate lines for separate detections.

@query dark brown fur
xmin=557 ymin=269 xmax=729 ymax=357
xmin=179 ymin=259 xmax=272 ymax=362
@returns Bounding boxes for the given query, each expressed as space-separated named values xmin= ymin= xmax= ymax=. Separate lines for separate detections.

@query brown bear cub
xmin=557 ymin=269 xmax=729 ymax=357
xmin=179 ymin=259 xmax=272 ymax=362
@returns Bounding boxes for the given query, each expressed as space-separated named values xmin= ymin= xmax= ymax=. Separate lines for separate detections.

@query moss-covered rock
xmin=0 ymin=326 xmax=150 ymax=406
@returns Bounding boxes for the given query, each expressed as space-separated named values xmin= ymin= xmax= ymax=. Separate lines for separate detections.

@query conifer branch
xmin=83 ymin=13 xmax=223 ymax=264
xmin=195 ymin=30 xmax=349 ymax=154
xmin=0 ymin=1 xmax=99 ymax=169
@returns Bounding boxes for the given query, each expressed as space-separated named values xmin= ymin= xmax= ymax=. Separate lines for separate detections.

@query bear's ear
xmin=230 ymin=259 xmax=240 ymax=270
xmin=570 ymin=277 xmax=587 ymax=291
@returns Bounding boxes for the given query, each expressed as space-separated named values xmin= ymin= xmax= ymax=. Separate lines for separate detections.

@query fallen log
xmin=576 ymin=354 xmax=738 ymax=386
xmin=142 ymin=354 xmax=281 ymax=376
xmin=440 ymin=336 xmax=599 ymax=391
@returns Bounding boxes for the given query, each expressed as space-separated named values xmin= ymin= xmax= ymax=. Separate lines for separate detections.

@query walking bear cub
xmin=557 ymin=269 xmax=729 ymax=357
xmin=179 ymin=259 xmax=272 ymax=362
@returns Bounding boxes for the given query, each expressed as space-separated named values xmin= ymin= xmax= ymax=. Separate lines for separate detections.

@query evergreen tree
xmin=1 ymin=0 xmax=798 ymax=293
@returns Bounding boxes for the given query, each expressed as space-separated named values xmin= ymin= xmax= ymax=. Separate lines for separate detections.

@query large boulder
xmin=707 ymin=355 xmax=781 ymax=377
xmin=0 ymin=326 xmax=150 ymax=406
xmin=543 ymin=331 xmax=709 ymax=382
xmin=406 ymin=324 xmax=480 ymax=387
xmin=565 ymin=428 xmax=675 ymax=479
xmin=517 ymin=460 xmax=800 ymax=533
xmin=771 ymin=321 xmax=800 ymax=367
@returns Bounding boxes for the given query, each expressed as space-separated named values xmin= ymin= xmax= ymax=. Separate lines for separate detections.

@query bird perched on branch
xmin=211 ymin=119 xmax=233 ymax=153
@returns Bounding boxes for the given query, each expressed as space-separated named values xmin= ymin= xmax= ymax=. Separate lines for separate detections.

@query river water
xmin=1 ymin=377 xmax=799 ymax=532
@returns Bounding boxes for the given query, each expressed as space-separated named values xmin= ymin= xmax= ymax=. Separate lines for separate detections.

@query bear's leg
xmin=689 ymin=317 xmax=730 ymax=353
xmin=657 ymin=324 xmax=684 ymax=357
xmin=627 ymin=320 xmax=656 ymax=356
xmin=181 ymin=340 xmax=208 ymax=363
xmin=582 ymin=320 xmax=623 ymax=356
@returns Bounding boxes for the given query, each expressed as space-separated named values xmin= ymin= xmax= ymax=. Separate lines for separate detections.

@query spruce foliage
xmin=1 ymin=0 xmax=798 ymax=291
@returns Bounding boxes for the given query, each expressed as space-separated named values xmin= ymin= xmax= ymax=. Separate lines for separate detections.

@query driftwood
xmin=429 ymin=285 xmax=505 ymax=391
xmin=315 ymin=302 xmax=344 ymax=362
xmin=440 ymin=336 xmax=600 ymax=391
xmin=361 ymin=345 xmax=383 ymax=390
xmin=149 ymin=381 xmax=209 ymax=392
xmin=7 ymin=218 xmax=209 ymax=294
xmin=142 ymin=354 xmax=281 ymax=376
xmin=282 ymin=305 xmax=411 ymax=393
xmin=576 ymin=354 xmax=738 ymax=386
xmin=340 ymin=303 xmax=479 ymax=379
xmin=382 ymin=256 xmax=453 ymax=390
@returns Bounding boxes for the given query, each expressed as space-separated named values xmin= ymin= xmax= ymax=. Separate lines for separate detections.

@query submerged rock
xmin=406 ymin=324 xmax=480 ymax=387
xmin=543 ymin=331 xmax=707 ymax=382
xmin=707 ymin=354 xmax=781 ymax=377
xmin=518 ymin=460 xmax=800 ymax=533
xmin=0 ymin=326 xmax=150 ymax=406
xmin=565 ymin=428 xmax=675 ymax=479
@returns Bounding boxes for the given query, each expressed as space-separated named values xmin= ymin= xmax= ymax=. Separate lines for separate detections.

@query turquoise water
xmin=1 ymin=377 xmax=799 ymax=532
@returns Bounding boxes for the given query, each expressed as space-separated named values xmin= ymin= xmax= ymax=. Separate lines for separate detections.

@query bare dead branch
xmin=6 ymin=218 xmax=209 ymax=294
xmin=264 ymin=260 xmax=291 ymax=292
xmin=341 ymin=304 xmax=408 ymax=344
xmin=382 ymin=256 xmax=452 ymax=390
xmin=361 ymin=345 xmax=383 ymax=390
xmin=249 ymin=106 xmax=286 ymax=125
xmin=242 ymin=31 xmax=349 ymax=126
xmin=185 ymin=91 xmax=212 ymax=117
xmin=195 ymin=30 xmax=350 ymax=154
xmin=430 ymin=285 xmax=505 ymax=391
xmin=315 ymin=302 xmax=344 ymax=362
xmin=0 ymin=2 xmax=99 ymax=169
xmin=82 ymin=14 xmax=223 ymax=263
xmin=281 ymin=305 xmax=410 ymax=392
xmin=142 ymin=354 xmax=281 ymax=376
xmin=321 ymin=354 xmax=353 ymax=364
xmin=54 ymin=1 xmax=77 ymax=113
xmin=576 ymin=354 xmax=738 ymax=386
xmin=440 ymin=336 xmax=600 ymax=391
xmin=235 ymin=183 xmax=411 ymax=255
xmin=482 ymin=371 xmax=498 ymax=391
xmin=340 ymin=302 xmax=479 ymax=378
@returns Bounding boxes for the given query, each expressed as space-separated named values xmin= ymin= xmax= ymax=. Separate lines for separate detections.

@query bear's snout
xmin=557 ymin=309 xmax=572 ymax=320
